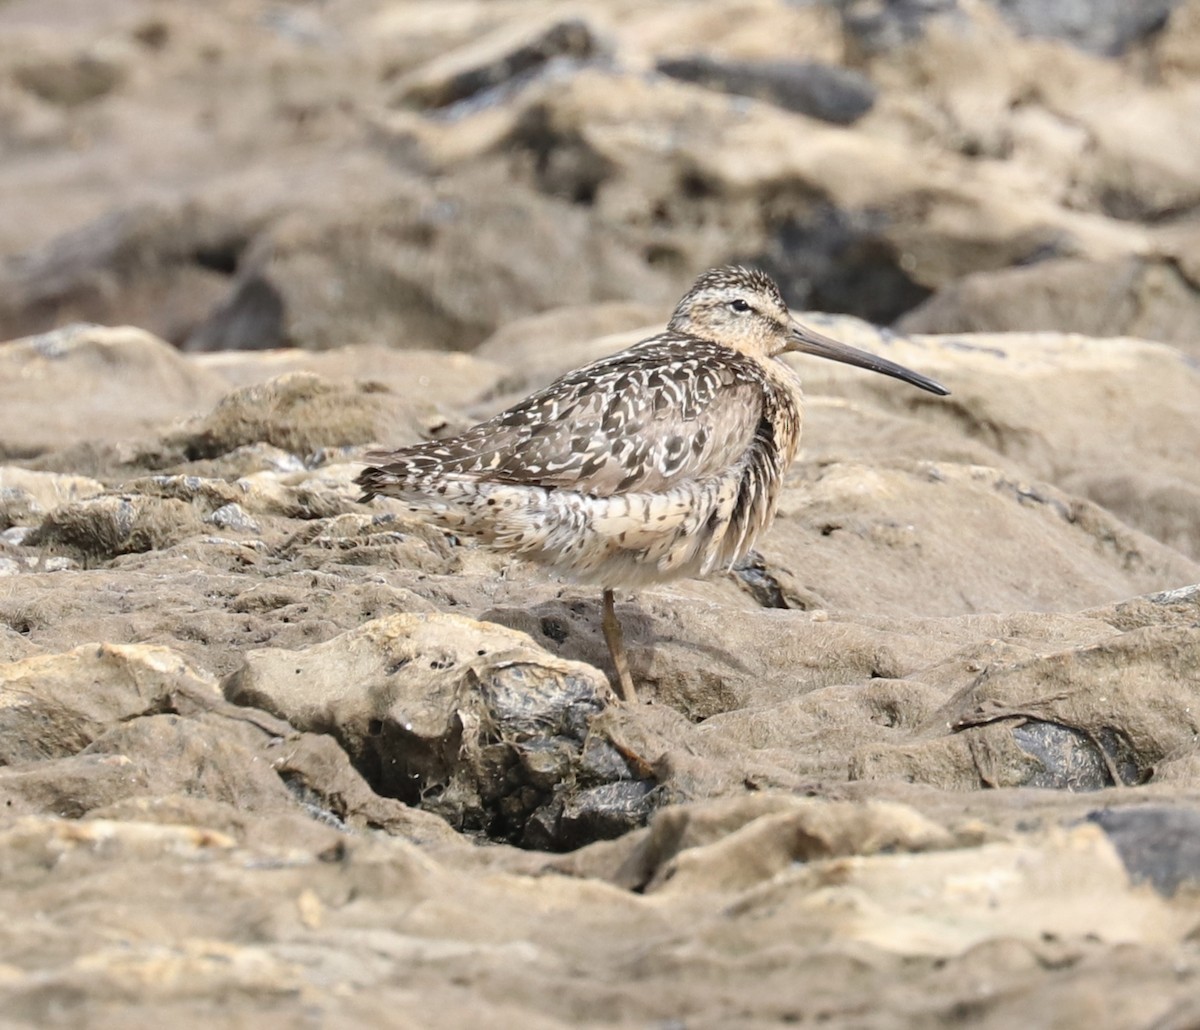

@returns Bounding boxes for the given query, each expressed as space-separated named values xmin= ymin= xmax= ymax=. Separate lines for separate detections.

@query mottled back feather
xmin=366 ymin=333 xmax=769 ymax=497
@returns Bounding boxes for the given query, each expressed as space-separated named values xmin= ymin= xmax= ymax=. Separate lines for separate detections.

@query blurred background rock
xmin=3 ymin=0 xmax=1199 ymax=354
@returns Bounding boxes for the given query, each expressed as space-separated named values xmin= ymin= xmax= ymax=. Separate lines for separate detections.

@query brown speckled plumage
xmin=357 ymin=266 xmax=948 ymax=701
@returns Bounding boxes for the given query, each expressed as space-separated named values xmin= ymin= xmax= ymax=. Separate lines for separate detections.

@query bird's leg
xmin=601 ymin=588 xmax=638 ymax=703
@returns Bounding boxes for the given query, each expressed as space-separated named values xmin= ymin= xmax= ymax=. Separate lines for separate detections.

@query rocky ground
xmin=3 ymin=1 xmax=1200 ymax=1027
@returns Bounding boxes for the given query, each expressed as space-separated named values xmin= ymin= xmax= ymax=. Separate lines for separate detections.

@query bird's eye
xmin=729 ymin=298 xmax=753 ymax=314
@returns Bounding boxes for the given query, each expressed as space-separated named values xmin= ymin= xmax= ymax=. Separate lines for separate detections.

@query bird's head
xmin=669 ymin=266 xmax=949 ymax=396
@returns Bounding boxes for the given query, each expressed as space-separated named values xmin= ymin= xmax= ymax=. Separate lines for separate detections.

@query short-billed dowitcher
xmin=357 ymin=266 xmax=948 ymax=702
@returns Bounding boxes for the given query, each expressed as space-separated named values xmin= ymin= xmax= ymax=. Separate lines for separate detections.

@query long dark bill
xmin=787 ymin=321 xmax=950 ymax=396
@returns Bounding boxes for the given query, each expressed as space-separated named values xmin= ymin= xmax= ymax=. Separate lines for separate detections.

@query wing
xmin=369 ymin=335 xmax=767 ymax=497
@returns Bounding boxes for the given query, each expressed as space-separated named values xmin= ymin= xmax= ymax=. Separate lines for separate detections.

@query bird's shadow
xmin=481 ymin=595 xmax=638 ymax=676
xmin=480 ymin=593 xmax=751 ymax=686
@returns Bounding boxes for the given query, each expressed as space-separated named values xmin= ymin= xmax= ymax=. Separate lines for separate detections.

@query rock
xmin=415 ymin=62 xmax=1145 ymax=314
xmin=0 ymin=496 xmax=39 ymax=533
xmin=1061 ymin=470 xmax=1200 ymax=560
xmin=709 ymin=822 xmax=1190 ymax=954
xmin=861 ymin=4 xmax=1200 ymax=222
xmin=267 ymin=731 xmax=462 ymax=846
xmin=124 ymin=474 xmax=244 ymax=511
xmin=1088 ymin=806 xmax=1200 ymax=896
xmin=1027 ymin=51 xmax=1200 ymax=222
xmin=0 ymin=557 xmax=437 ymax=683
xmin=473 ymin=301 xmax=661 ymax=395
xmin=0 ymin=753 xmax=158 ymax=818
xmin=897 ymin=256 xmax=1200 ymax=351
xmin=0 ymin=638 xmax=453 ymax=845
xmin=26 ymin=494 xmax=208 ymax=561
xmin=990 ymin=0 xmax=1181 ymax=56
xmin=0 ymin=325 xmax=229 ymax=458
xmin=1009 ymin=721 xmax=1121 ymax=791
xmin=755 ymin=462 xmax=1200 ymax=618
xmin=852 ymin=624 xmax=1200 ymax=790
xmin=393 ymin=16 xmax=602 ymax=109
xmin=0 ymin=548 xmax=73 ymax=576
xmin=181 ymin=174 xmax=664 ymax=352
xmin=0 ymin=808 xmax=1194 ymax=1026
xmin=85 ymin=793 xmax=344 ymax=856
xmin=13 ymin=48 xmax=127 ymax=107
xmin=206 ymin=503 xmax=260 ymax=534
xmin=273 ymin=509 xmax=463 ymax=576
xmin=614 ymin=795 xmax=954 ymax=893
xmin=78 ymin=714 xmax=301 ymax=813
xmin=489 ymin=589 xmax=1122 ymax=741
xmin=0 ymin=643 xmax=221 ymax=764
xmin=0 ymin=707 xmax=301 ymax=821
xmin=0 ymin=202 xmax=248 ymax=346
xmin=191 ymin=343 xmax=507 ymax=416
xmin=839 ymin=0 xmax=964 ymax=58
xmin=1155 ymin=0 xmax=1200 ymax=80
xmin=223 ymin=612 xmax=662 ymax=848
xmin=182 ymin=273 xmax=284 ymax=352
xmin=0 ymin=468 xmax=105 ymax=523
xmin=656 ymin=56 xmax=877 ymax=124
xmin=609 ymin=2 xmax=844 ymax=67
xmin=787 ymin=320 xmax=1200 ymax=560
xmin=135 ymin=444 xmax=304 ymax=485
xmin=742 ymin=201 xmax=934 ymax=325
xmin=166 ymin=372 xmax=428 ymax=460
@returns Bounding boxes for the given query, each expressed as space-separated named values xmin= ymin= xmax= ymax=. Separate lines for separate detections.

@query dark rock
xmin=656 ymin=56 xmax=876 ymax=125
xmin=183 ymin=274 xmax=285 ymax=352
xmin=1011 ymin=721 xmax=1125 ymax=790
xmin=990 ymin=0 xmax=1181 ymax=57
xmin=394 ymin=18 xmax=601 ymax=110
xmin=741 ymin=203 xmax=932 ymax=325
xmin=578 ymin=734 xmax=640 ymax=782
xmin=556 ymin=780 xmax=660 ymax=850
xmin=1088 ymin=806 xmax=1200 ymax=896
xmin=730 ymin=551 xmax=790 ymax=609
xmin=504 ymin=102 xmax=616 ymax=205
xmin=269 ymin=731 xmax=462 ymax=844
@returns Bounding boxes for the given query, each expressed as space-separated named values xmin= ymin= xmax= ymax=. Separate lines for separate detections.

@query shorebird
xmin=357 ymin=267 xmax=948 ymax=702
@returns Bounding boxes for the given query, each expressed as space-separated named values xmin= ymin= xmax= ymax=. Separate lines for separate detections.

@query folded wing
xmin=368 ymin=337 xmax=767 ymax=497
